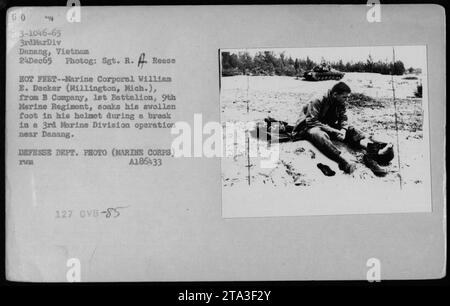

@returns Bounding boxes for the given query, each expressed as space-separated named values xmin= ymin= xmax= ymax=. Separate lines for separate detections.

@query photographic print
xmin=220 ymin=46 xmax=431 ymax=217
xmin=6 ymin=4 xmax=444 ymax=282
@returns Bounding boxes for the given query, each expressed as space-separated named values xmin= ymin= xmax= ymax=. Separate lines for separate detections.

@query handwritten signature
xmin=100 ymin=206 xmax=130 ymax=218
xmin=137 ymin=53 xmax=147 ymax=69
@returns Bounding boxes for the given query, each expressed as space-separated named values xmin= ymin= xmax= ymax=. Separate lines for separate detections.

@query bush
xmin=222 ymin=67 xmax=240 ymax=77
xmin=346 ymin=93 xmax=384 ymax=109
xmin=221 ymin=51 xmax=411 ymax=77
xmin=284 ymin=65 xmax=297 ymax=76
xmin=414 ymin=84 xmax=422 ymax=98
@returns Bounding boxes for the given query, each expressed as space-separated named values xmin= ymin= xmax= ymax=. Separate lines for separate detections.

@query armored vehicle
xmin=303 ymin=65 xmax=344 ymax=81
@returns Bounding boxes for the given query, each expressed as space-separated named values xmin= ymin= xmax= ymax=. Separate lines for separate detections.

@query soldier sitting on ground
xmin=278 ymin=81 xmax=394 ymax=176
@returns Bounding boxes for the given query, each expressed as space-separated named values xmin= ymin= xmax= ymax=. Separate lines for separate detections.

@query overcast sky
xmin=224 ymin=46 xmax=427 ymax=71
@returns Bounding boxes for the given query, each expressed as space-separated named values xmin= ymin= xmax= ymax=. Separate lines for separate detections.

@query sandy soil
xmin=221 ymin=72 xmax=427 ymax=188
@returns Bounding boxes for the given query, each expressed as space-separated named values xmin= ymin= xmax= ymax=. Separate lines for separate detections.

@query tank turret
xmin=303 ymin=65 xmax=345 ymax=81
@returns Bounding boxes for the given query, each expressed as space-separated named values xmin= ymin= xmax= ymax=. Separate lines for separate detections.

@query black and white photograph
xmin=220 ymin=46 xmax=431 ymax=217
xmin=3 ymin=3 xmax=445 ymax=284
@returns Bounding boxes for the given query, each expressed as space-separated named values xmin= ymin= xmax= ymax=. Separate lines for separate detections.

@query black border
xmin=1 ymin=0 xmax=448 ymax=298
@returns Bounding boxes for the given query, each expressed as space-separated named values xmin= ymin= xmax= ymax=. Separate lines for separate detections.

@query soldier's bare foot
xmin=378 ymin=143 xmax=393 ymax=155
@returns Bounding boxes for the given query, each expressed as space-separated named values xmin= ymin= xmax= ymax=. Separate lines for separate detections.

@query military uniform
xmin=263 ymin=89 xmax=394 ymax=175
xmin=291 ymin=90 xmax=365 ymax=162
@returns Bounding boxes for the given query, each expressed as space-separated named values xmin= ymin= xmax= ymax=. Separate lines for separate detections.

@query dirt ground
xmin=220 ymin=72 xmax=427 ymax=188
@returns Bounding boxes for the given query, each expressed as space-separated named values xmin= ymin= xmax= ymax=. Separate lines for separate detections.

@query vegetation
xmin=221 ymin=51 xmax=410 ymax=77
xmin=414 ymin=84 xmax=423 ymax=98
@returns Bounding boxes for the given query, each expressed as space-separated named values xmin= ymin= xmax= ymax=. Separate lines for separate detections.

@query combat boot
xmin=364 ymin=143 xmax=388 ymax=177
